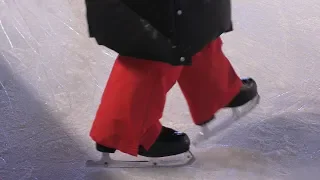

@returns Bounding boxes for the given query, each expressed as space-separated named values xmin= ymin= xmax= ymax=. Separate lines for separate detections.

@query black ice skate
xmin=225 ymin=78 xmax=259 ymax=108
xmin=138 ymin=126 xmax=191 ymax=157
xmin=86 ymin=126 xmax=195 ymax=168
xmin=193 ymin=78 xmax=260 ymax=147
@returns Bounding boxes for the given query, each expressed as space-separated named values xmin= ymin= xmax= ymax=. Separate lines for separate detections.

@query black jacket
xmin=85 ymin=0 xmax=233 ymax=66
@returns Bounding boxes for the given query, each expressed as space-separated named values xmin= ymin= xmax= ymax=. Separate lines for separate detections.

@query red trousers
xmin=90 ymin=37 xmax=242 ymax=156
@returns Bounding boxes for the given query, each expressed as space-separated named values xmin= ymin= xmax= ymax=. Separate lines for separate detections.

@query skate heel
xmin=193 ymin=94 xmax=260 ymax=147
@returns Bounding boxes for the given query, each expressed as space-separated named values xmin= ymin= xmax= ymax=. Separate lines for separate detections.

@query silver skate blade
xmin=86 ymin=151 xmax=195 ymax=168
xmin=192 ymin=94 xmax=260 ymax=147
xmin=231 ymin=94 xmax=261 ymax=119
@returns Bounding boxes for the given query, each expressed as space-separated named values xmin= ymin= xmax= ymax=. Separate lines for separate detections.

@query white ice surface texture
xmin=1 ymin=0 xmax=320 ymax=179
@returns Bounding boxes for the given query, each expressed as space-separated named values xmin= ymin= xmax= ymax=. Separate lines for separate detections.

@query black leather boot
xmin=225 ymin=78 xmax=258 ymax=108
xmin=96 ymin=126 xmax=190 ymax=158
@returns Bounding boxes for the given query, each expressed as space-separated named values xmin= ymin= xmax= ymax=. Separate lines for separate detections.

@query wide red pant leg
xmin=90 ymin=37 xmax=243 ymax=156
xmin=178 ymin=37 xmax=243 ymax=125
xmin=90 ymin=56 xmax=183 ymax=156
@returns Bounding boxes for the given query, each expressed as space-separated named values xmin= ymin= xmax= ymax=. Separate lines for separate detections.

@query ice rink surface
xmin=1 ymin=0 xmax=320 ymax=179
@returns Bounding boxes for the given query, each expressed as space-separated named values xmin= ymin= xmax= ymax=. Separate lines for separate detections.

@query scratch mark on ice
xmin=0 ymin=81 xmax=13 ymax=111
xmin=0 ymin=20 xmax=13 ymax=49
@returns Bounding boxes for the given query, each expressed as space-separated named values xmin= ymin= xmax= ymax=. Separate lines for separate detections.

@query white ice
xmin=1 ymin=0 xmax=320 ymax=179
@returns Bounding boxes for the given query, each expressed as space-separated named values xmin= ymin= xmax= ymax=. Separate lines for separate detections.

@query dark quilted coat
xmin=85 ymin=0 xmax=233 ymax=65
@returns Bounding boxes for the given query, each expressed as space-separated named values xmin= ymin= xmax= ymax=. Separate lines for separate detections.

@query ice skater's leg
xmin=90 ymin=56 xmax=184 ymax=156
xmin=178 ymin=37 xmax=259 ymax=145
xmin=178 ymin=37 xmax=243 ymax=125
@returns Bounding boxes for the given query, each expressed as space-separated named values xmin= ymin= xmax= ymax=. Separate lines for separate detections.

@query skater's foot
xmin=225 ymin=78 xmax=258 ymax=108
xmin=96 ymin=143 xmax=116 ymax=153
xmin=95 ymin=126 xmax=190 ymax=158
xmin=193 ymin=78 xmax=260 ymax=147
xmin=138 ymin=126 xmax=190 ymax=157
xmin=197 ymin=77 xmax=259 ymax=126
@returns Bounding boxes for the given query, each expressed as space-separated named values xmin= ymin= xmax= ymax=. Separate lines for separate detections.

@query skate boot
xmin=225 ymin=78 xmax=259 ymax=108
xmin=138 ymin=126 xmax=191 ymax=157
xmin=87 ymin=126 xmax=195 ymax=168
xmin=193 ymin=78 xmax=260 ymax=147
